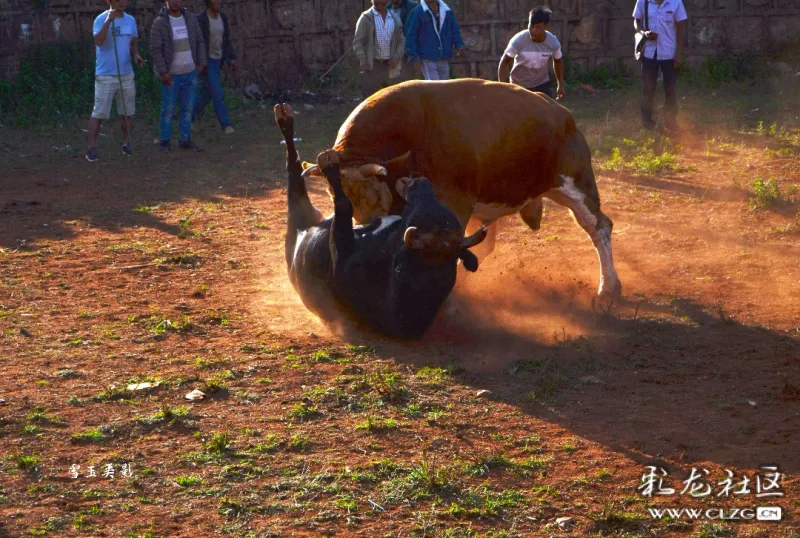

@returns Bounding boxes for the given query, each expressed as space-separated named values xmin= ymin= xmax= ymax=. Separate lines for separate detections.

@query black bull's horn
xmin=404 ymin=226 xmax=488 ymax=250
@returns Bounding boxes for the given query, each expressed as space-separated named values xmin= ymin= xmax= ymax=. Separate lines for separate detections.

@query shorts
xmin=91 ymin=73 xmax=136 ymax=119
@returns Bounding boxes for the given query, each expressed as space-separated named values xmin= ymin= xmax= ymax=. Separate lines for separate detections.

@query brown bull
xmin=302 ymin=78 xmax=621 ymax=299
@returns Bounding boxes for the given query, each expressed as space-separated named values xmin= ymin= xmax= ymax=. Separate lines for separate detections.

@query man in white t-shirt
xmin=633 ymin=0 xmax=687 ymax=132
xmin=498 ymin=7 xmax=565 ymax=99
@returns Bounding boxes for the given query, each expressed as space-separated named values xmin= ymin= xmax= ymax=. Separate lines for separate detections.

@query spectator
xmin=86 ymin=0 xmax=144 ymax=162
xmin=150 ymin=0 xmax=207 ymax=152
xmin=633 ymin=0 xmax=687 ymax=132
xmin=405 ymin=0 xmax=465 ymax=81
xmin=497 ymin=7 xmax=565 ymax=100
xmin=387 ymin=0 xmax=418 ymax=27
xmin=195 ymin=0 xmax=237 ymax=134
xmin=353 ymin=0 xmax=406 ymax=97
xmin=387 ymin=0 xmax=419 ymax=81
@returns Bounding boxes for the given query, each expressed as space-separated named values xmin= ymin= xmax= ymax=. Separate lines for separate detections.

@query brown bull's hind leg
xmin=519 ymin=197 xmax=543 ymax=230
xmin=544 ymin=175 xmax=622 ymax=300
xmin=465 ymin=217 xmax=497 ymax=260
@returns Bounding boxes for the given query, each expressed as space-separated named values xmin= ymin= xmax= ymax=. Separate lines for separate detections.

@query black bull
xmin=274 ymin=104 xmax=487 ymax=339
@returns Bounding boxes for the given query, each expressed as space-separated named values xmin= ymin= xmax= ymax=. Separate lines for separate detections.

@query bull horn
xmin=403 ymin=226 xmax=424 ymax=249
xmin=461 ymin=226 xmax=488 ymax=249
xmin=301 ymin=164 xmax=320 ymax=179
xmin=358 ymin=164 xmax=388 ymax=178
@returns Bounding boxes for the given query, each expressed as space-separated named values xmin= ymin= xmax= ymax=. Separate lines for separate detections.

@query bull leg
xmin=519 ymin=197 xmax=543 ymax=230
xmin=544 ymin=175 xmax=622 ymax=300
xmin=274 ymin=104 xmax=324 ymax=266
xmin=318 ymin=150 xmax=355 ymax=276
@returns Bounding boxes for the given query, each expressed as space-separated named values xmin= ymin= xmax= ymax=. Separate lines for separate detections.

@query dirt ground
xmin=1 ymin=81 xmax=799 ymax=538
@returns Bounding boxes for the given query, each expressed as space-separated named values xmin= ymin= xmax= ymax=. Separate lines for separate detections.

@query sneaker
xmin=160 ymin=140 xmax=171 ymax=153
xmin=86 ymin=147 xmax=99 ymax=162
xmin=122 ymin=143 xmax=133 ymax=157
xmin=179 ymin=140 xmax=202 ymax=151
xmin=223 ymin=126 xmax=235 ymax=135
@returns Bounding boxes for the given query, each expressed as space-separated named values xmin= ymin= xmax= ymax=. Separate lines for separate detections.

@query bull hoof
xmin=317 ymin=149 xmax=339 ymax=170
xmin=273 ymin=103 xmax=294 ymax=132
xmin=597 ymin=280 xmax=622 ymax=302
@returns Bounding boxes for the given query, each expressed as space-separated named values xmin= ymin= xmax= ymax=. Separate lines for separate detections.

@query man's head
xmin=205 ymin=0 xmax=222 ymax=10
xmin=372 ymin=0 xmax=388 ymax=13
xmin=528 ymin=7 xmax=552 ymax=41
xmin=165 ymin=0 xmax=181 ymax=12
xmin=107 ymin=0 xmax=127 ymax=11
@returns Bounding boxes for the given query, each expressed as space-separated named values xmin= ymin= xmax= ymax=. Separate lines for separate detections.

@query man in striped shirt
xmin=150 ymin=0 xmax=207 ymax=151
xmin=353 ymin=0 xmax=405 ymax=97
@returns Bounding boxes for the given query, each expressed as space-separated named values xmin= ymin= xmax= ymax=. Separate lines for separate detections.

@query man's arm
xmin=352 ymin=15 xmax=370 ymax=70
xmin=193 ymin=16 xmax=207 ymax=73
xmin=404 ymin=8 xmax=421 ymax=68
xmin=675 ymin=20 xmax=686 ymax=67
xmin=94 ymin=11 xmax=122 ymax=46
xmin=129 ymin=36 xmax=144 ymax=67
xmin=497 ymin=54 xmax=513 ymax=82
xmin=553 ymin=57 xmax=565 ymax=99
xmin=451 ymin=14 xmax=465 ymax=56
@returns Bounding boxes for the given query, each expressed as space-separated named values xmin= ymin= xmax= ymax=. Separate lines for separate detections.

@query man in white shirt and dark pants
xmin=633 ymin=0 xmax=687 ymax=132
xmin=497 ymin=7 xmax=565 ymax=100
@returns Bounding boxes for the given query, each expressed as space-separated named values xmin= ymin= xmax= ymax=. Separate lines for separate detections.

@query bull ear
xmin=461 ymin=226 xmax=488 ymax=249
xmin=395 ymin=177 xmax=412 ymax=201
xmin=403 ymin=226 xmax=424 ymax=249
xmin=458 ymin=249 xmax=479 ymax=272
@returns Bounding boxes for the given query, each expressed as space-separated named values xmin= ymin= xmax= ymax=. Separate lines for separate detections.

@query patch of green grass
xmin=26 ymin=406 xmax=64 ymax=426
xmin=415 ymin=366 xmax=452 ymax=386
xmin=355 ymin=415 xmax=400 ymax=432
xmin=287 ymin=433 xmax=311 ymax=452
xmin=71 ymin=428 xmax=106 ymax=444
xmin=462 ymin=453 xmax=515 ymax=477
xmin=138 ymin=404 xmax=190 ymax=426
xmin=175 ymin=475 xmax=202 ymax=487
xmin=14 ymin=454 xmax=40 ymax=472
xmin=448 ymin=488 xmax=527 ymax=518
xmin=199 ymin=370 xmax=233 ymax=393
xmin=204 ymin=432 xmax=232 ymax=456
xmin=589 ymin=501 xmax=647 ymax=532
xmin=248 ymin=434 xmax=281 ymax=454
xmin=696 ymin=522 xmax=735 ymax=537
xmin=750 ymin=177 xmax=782 ymax=209
xmin=288 ymin=401 xmax=321 ymax=422
xmin=597 ymin=136 xmax=683 ymax=176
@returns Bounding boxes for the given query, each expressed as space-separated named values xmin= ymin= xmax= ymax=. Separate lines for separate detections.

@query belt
xmin=374 ymin=59 xmax=390 ymax=63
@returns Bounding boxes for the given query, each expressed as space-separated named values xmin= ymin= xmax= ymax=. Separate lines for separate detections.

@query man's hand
xmin=389 ymin=58 xmax=399 ymax=71
xmin=644 ymin=30 xmax=658 ymax=41
xmin=106 ymin=9 xmax=124 ymax=22
xmin=455 ymin=47 xmax=465 ymax=57
xmin=160 ymin=73 xmax=173 ymax=86
xmin=673 ymin=56 xmax=682 ymax=68
xmin=230 ymin=60 xmax=237 ymax=72
xmin=556 ymin=82 xmax=565 ymax=100
xmin=198 ymin=64 xmax=207 ymax=74
xmin=359 ymin=60 xmax=371 ymax=72
xmin=135 ymin=55 xmax=145 ymax=67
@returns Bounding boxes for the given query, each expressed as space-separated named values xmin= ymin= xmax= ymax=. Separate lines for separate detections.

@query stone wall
xmin=2 ymin=0 xmax=799 ymax=88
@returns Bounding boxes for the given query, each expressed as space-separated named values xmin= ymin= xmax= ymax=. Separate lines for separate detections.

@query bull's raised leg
xmin=274 ymin=104 xmax=324 ymax=266
xmin=317 ymin=150 xmax=355 ymax=276
xmin=544 ymin=175 xmax=622 ymax=300
xmin=519 ymin=197 xmax=543 ymax=230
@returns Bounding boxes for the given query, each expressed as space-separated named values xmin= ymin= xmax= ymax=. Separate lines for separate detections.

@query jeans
xmin=159 ymin=70 xmax=197 ymax=143
xmin=641 ymin=54 xmax=678 ymax=128
xmin=194 ymin=58 xmax=232 ymax=128
xmin=421 ymin=60 xmax=450 ymax=80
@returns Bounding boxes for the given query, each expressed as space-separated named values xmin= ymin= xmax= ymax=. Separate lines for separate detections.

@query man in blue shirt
xmin=405 ymin=0 xmax=465 ymax=80
xmin=86 ymin=0 xmax=144 ymax=162
xmin=633 ymin=0 xmax=687 ymax=132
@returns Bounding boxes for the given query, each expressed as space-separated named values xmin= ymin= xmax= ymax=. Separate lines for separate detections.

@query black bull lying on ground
xmin=274 ymin=104 xmax=488 ymax=339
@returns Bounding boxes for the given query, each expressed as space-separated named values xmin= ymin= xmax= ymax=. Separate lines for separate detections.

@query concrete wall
xmin=2 ymin=0 xmax=799 ymax=87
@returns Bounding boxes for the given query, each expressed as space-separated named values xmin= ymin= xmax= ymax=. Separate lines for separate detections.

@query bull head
xmin=301 ymin=152 xmax=412 ymax=224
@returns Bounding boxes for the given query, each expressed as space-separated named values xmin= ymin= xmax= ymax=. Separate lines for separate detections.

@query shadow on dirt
xmin=334 ymin=275 xmax=800 ymax=473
